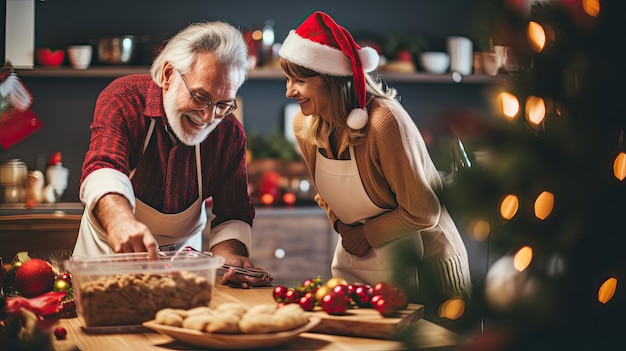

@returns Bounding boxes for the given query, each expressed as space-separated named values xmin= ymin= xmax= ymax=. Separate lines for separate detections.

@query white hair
xmin=150 ymin=21 xmax=249 ymax=85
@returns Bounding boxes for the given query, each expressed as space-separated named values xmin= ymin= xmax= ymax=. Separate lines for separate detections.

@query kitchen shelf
xmin=16 ymin=66 xmax=496 ymax=84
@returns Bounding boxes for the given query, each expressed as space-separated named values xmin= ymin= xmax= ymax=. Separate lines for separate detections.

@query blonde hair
xmin=280 ymin=57 xmax=397 ymax=153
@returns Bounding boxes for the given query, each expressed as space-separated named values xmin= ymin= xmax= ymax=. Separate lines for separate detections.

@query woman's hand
xmin=335 ymin=221 xmax=371 ymax=256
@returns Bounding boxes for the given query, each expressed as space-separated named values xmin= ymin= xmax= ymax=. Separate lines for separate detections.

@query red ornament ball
xmin=59 ymin=273 xmax=72 ymax=282
xmin=54 ymin=326 xmax=67 ymax=339
xmin=15 ymin=258 xmax=56 ymax=297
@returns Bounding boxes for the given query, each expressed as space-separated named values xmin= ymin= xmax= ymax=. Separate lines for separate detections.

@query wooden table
xmin=53 ymin=280 xmax=472 ymax=350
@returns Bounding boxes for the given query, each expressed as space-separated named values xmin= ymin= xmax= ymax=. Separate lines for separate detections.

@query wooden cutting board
xmin=306 ymin=303 xmax=424 ymax=339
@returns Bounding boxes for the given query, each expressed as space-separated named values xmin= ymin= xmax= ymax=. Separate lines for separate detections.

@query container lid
xmin=64 ymin=251 xmax=224 ymax=275
xmin=1 ymin=159 xmax=26 ymax=167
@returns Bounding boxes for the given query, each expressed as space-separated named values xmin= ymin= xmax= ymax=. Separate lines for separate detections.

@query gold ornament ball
xmin=54 ymin=278 xmax=70 ymax=292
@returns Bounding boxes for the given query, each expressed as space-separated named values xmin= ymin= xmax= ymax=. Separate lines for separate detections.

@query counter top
xmin=0 ymin=202 xmax=84 ymax=216
xmin=0 ymin=202 xmax=327 ymax=216
xmin=53 ymin=278 xmax=472 ymax=351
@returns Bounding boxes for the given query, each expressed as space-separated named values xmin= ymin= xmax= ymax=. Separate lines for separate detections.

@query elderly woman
xmin=278 ymin=11 xmax=472 ymax=306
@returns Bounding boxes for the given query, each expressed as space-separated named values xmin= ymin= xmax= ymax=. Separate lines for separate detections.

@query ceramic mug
xmin=446 ymin=36 xmax=473 ymax=75
xmin=67 ymin=45 xmax=93 ymax=70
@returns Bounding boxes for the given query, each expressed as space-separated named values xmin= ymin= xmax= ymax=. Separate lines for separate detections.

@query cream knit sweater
xmin=293 ymin=97 xmax=472 ymax=300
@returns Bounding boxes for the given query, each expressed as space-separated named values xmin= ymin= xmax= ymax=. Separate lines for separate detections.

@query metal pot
xmin=0 ymin=159 xmax=28 ymax=186
xmin=97 ymin=35 xmax=138 ymax=64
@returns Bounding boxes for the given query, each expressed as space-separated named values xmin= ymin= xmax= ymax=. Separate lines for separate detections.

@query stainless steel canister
xmin=97 ymin=35 xmax=137 ymax=64
xmin=0 ymin=159 xmax=28 ymax=186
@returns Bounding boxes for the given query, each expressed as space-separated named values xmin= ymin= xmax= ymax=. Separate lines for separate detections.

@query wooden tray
xmin=306 ymin=303 xmax=424 ymax=339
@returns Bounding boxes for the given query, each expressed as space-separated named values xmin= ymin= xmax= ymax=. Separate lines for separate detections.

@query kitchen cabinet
xmin=0 ymin=202 xmax=83 ymax=260
xmin=248 ymin=207 xmax=336 ymax=286
xmin=0 ymin=212 xmax=81 ymax=261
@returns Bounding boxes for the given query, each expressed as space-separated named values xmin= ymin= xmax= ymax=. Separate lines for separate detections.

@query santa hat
xmin=279 ymin=11 xmax=379 ymax=130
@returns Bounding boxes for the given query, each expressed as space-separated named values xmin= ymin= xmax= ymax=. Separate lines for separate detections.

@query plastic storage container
xmin=64 ymin=251 xmax=224 ymax=328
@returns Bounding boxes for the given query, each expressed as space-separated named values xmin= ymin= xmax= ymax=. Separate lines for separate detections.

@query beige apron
xmin=73 ymin=119 xmax=205 ymax=256
xmin=315 ymin=146 xmax=423 ymax=287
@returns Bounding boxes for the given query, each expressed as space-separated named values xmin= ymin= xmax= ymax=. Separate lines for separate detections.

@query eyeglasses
xmin=177 ymin=71 xmax=237 ymax=117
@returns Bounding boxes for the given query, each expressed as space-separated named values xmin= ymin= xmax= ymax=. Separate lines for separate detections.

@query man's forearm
xmin=93 ymin=193 xmax=135 ymax=232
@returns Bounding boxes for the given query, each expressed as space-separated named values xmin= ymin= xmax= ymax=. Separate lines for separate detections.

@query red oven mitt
xmin=0 ymin=69 xmax=42 ymax=150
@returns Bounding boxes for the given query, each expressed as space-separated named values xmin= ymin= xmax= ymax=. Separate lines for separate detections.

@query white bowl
xmin=419 ymin=52 xmax=450 ymax=74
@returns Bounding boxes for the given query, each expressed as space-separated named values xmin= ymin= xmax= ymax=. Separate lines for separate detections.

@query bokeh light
xmin=467 ymin=218 xmax=490 ymax=241
xmin=498 ymin=92 xmax=520 ymax=119
xmin=525 ymin=96 xmax=546 ymax=126
xmin=500 ymin=194 xmax=519 ymax=220
xmin=260 ymin=193 xmax=274 ymax=205
xmin=582 ymin=0 xmax=601 ymax=17
xmin=282 ymin=192 xmax=296 ymax=206
xmin=534 ymin=191 xmax=554 ymax=220
xmin=613 ymin=152 xmax=626 ymax=181
xmin=514 ymin=246 xmax=533 ymax=272
xmin=528 ymin=21 xmax=546 ymax=52
xmin=598 ymin=277 xmax=617 ymax=304
xmin=251 ymin=29 xmax=263 ymax=41
xmin=438 ymin=298 xmax=465 ymax=320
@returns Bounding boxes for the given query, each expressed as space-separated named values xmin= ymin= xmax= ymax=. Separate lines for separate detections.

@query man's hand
xmin=335 ymin=221 xmax=371 ymax=256
xmin=211 ymin=240 xmax=273 ymax=288
xmin=94 ymin=193 xmax=159 ymax=259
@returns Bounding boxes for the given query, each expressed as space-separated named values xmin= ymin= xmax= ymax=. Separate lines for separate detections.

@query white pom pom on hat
xmin=346 ymin=108 xmax=369 ymax=130
xmin=279 ymin=11 xmax=380 ymax=130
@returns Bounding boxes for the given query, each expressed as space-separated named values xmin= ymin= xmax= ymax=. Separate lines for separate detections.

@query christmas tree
xmin=434 ymin=0 xmax=625 ymax=349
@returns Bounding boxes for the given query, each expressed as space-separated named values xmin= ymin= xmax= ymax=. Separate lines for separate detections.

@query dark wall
xmin=2 ymin=0 xmax=493 ymax=202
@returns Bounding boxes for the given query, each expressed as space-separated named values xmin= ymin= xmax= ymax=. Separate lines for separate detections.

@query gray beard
xmin=163 ymin=78 xmax=223 ymax=146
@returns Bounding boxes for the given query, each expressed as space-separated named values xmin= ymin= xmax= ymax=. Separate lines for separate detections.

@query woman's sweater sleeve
xmin=361 ymin=101 xmax=444 ymax=247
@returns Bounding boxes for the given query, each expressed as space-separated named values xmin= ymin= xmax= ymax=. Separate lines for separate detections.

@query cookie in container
xmin=64 ymin=251 xmax=224 ymax=328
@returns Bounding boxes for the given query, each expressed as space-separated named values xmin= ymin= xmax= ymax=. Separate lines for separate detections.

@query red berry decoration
xmin=353 ymin=284 xmax=373 ymax=307
xmin=371 ymin=295 xmax=395 ymax=317
xmin=373 ymin=281 xmax=395 ymax=299
xmin=321 ymin=292 xmax=347 ymax=315
xmin=299 ymin=292 xmax=316 ymax=311
xmin=284 ymin=288 xmax=302 ymax=304
xmin=300 ymin=277 xmax=322 ymax=293
xmin=272 ymin=285 xmax=288 ymax=303
xmin=54 ymin=326 xmax=67 ymax=339
xmin=332 ymin=284 xmax=352 ymax=306
xmin=346 ymin=283 xmax=358 ymax=297
xmin=15 ymin=258 xmax=56 ymax=298
xmin=392 ymin=289 xmax=408 ymax=309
